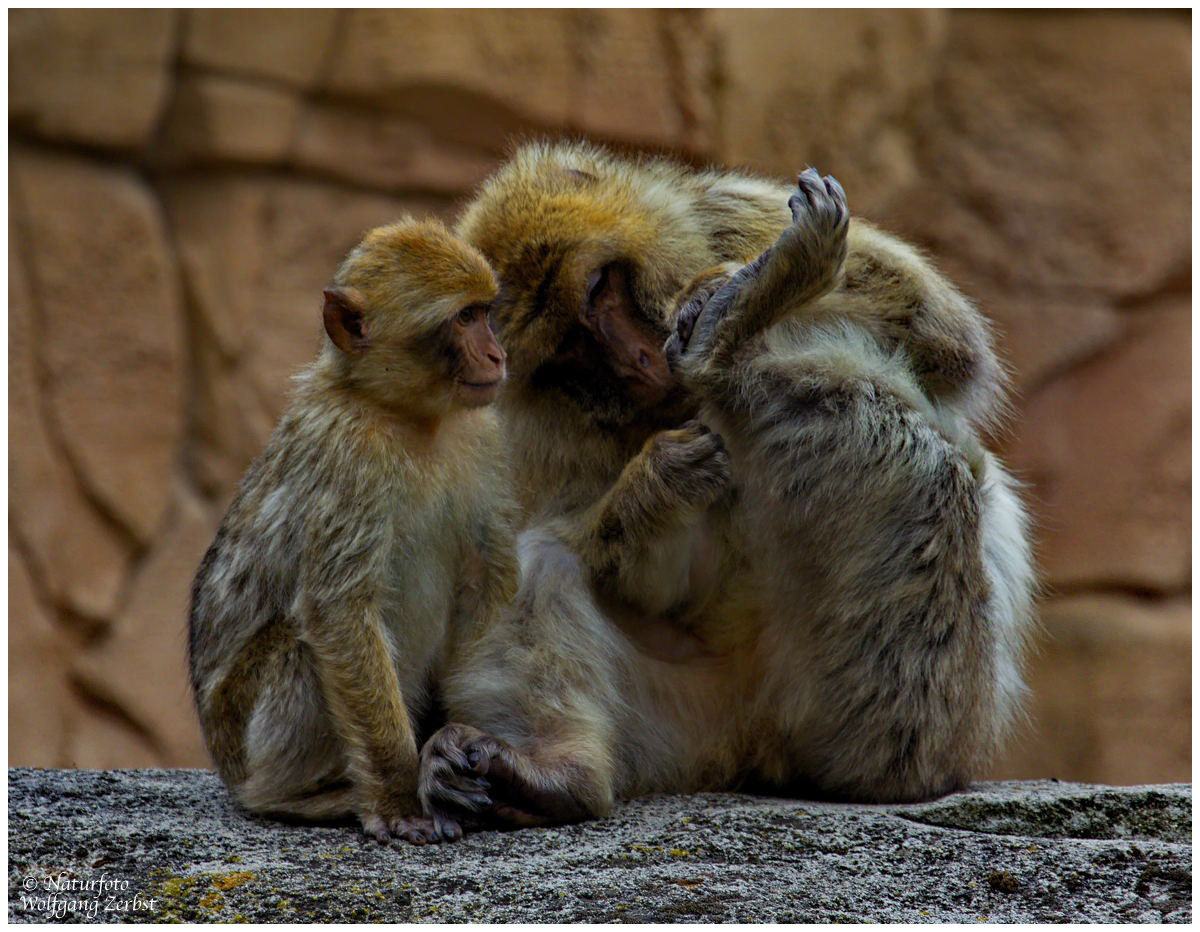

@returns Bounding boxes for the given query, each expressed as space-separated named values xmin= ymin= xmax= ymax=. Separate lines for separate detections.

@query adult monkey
xmin=418 ymin=142 xmax=1033 ymax=839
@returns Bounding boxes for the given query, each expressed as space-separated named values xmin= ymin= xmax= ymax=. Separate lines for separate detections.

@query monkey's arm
xmin=301 ymin=591 xmax=430 ymax=842
xmin=298 ymin=487 xmax=432 ymax=843
xmin=554 ymin=420 xmax=728 ymax=598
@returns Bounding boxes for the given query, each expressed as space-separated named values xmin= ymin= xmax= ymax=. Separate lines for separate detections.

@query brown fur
xmin=417 ymin=142 xmax=1034 ymax=837
xmin=189 ymin=218 xmax=518 ymax=843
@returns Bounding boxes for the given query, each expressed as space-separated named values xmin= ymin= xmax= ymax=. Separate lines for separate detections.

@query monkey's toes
xmin=393 ymin=816 xmax=440 ymax=846
xmin=359 ymin=813 xmax=394 ymax=844
xmin=788 ymin=167 xmax=849 ymax=232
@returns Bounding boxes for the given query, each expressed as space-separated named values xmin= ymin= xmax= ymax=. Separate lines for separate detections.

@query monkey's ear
xmin=323 ymin=287 xmax=369 ymax=354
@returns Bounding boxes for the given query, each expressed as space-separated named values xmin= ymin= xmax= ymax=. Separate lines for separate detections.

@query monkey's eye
xmin=455 ymin=307 xmax=476 ymax=326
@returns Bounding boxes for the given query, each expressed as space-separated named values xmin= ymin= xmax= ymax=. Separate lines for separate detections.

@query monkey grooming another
xmin=188 ymin=218 xmax=518 ymax=844
xmin=417 ymin=143 xmax=1033 ymax=839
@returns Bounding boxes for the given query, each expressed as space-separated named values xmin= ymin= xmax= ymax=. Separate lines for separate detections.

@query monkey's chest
xmin=380 ymin=506 xmax=473 ymax=680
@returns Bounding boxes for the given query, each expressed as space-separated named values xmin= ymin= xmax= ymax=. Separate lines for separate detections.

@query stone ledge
xmin=7 ymin=769 xmax=1191 ymax=923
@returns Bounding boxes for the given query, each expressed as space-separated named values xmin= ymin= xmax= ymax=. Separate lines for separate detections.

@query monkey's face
xmin=456 ymin=143 xmax=719 ymax=428
xmin=510 ymin=246 xmax=677 ymax=406
xmin=347 ymin=293 xmax=504 ymax=417
xmin=448 ymin=304 xmax=506 ymax=407
xmin=322 ymin=217 xmax=502 ymax=418
xmin=471 ymin=233 xmax=691 ymax=429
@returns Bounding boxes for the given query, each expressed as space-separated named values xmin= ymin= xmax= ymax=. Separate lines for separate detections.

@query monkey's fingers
xmin=426 ymin=778 xmax=492 ymax=814
xmin=423 ymin=722 xmax=499 ymax=777
xmin=429 ymin=735 xmax=471 ymax=772
xmin=430 ymin=811 xmax=464 ymax=842
xmin=422 ymin=754 xmax=493 ymax=812
xmin=359 ymin=812 xmax=394 ymax=844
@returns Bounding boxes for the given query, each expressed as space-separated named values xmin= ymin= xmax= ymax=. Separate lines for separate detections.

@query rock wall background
xmin=8 ymin=10 xmax=1190 ymax=782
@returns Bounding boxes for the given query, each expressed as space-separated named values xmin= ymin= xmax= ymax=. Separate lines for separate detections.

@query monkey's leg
xmin=711 ymin=338 xmax=1030 ymax=802
xmin=422 ymin=529 xmax=652 ymax=840
xmin=227 ymin=636 xmax=440 ymax=844
xmin=669 ymin=168 xmax=848 ymax=376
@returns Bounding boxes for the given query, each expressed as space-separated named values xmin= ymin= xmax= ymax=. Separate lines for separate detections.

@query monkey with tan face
xmin=417 ymin=143 xmax=1033 ymax=839
xmin=189 ymin=218 xmax=519 ymax=844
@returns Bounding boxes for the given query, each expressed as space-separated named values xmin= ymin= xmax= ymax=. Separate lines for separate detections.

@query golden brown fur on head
xmin=320 ymin=217 xmax=501 ymax=419
xmin=455 ymin=142 xmax=718 ymax=428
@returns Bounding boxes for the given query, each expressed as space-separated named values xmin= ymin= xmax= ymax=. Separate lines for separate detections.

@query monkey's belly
xmin=601 ymin=596 xmax=724 ymax=665
xmin=384 ymin=544 xmax=459 ymax=675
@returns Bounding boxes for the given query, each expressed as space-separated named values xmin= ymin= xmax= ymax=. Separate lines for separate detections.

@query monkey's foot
xmin=786 ymin=167 xmax=848 ymax=255
xmin=359 ymin=811 xmax=440 ymax=845
xmin=420 ymin=723 xmax=587 ymax=840
xmin=667 ymin=168 xmax=849 ymax=375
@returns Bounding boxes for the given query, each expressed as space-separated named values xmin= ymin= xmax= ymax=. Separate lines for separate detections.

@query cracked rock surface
xmin=7 ymin=769 xmax=1191 ymax=923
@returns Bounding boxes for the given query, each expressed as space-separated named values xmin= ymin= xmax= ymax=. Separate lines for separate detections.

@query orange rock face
xmin=7 ymin=10 xmax=1189 ymax=783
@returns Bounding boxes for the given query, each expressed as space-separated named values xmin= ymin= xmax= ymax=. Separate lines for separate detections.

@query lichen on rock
xmin=7 ymin=769 xmax=1191 ymax=923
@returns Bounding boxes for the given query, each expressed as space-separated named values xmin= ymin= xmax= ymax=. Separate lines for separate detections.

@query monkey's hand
xmin=643 ymin=420 xmax=731 ymax=513
xmin=563 ymin=420 xmax=729 ymax=588
xmin=420 ymin=723 xmax=588 ymax=841
xmin=667 ymin=168 xmax=849 ymax=374
xmin=358 ymin=804 xmax=440 ymax=846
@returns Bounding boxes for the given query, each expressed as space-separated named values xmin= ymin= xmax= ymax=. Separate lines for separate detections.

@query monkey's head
xmin=322 ymin=218 xmax=505 ymax=415
xmin=456 ymin=141 xmax=712 ymax=429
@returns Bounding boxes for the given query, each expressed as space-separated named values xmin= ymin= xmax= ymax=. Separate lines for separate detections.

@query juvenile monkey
xmin=188 ymin=218 xmax=517 ymax=843
xmin=418 ymin=143 xmax=1032 ymax=837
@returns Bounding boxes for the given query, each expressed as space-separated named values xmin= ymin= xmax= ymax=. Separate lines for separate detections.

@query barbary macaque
xmin=188 ymin=218 xmax=518 ymax=843
xmin=417 ymin=142 xmax=1033 ymax=839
